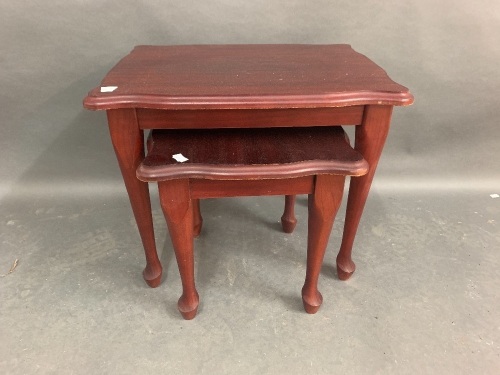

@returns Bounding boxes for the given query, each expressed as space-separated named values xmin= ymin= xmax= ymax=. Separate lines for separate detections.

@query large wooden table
xmin=83 ymin=44 xmax=413 ymax=287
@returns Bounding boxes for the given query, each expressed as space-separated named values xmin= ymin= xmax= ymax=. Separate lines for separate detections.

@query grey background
xmin=1 ymin=1 xmax=499 ymax=374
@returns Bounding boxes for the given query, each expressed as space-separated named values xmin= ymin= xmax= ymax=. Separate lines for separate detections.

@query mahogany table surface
xmin=137 ymin=126 xmax=369 ymax=181
xmin=82 ymin=44 xmax=413 ymax=289
xmin=83 ymin=44 xmax=413 ymax=111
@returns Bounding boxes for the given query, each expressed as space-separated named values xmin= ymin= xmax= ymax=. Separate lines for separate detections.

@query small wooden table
xmin=83 ymin=44 xmax=413 ymax=288
xmin=137 ymin=126 xmax=369 ymax=318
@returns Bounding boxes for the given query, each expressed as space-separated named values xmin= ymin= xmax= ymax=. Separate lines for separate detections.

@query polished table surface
xmin=84 ymin=44 xmax=413 ymax=287
xmin=84 ymin=44 xmax=412 ymax=110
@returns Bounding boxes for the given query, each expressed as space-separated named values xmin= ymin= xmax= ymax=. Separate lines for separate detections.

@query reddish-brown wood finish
xmin=155 ymin=175 xmax=349 ymax=318
xmin=107 ymin=109 xmax=162 ymax=287
xmin=139 ymin=126 xmax=367 ymax=318
xmin=136 ymin=106 xmax=364 ymax=129
xmin=192 ymin=199 xmax=203 ymax=238
xmin=158 ymin=179 xmax=199 ymax=320
xmin=84 ymin=45 xmax=412 ymax=110
xmin=189 ymin=177 xmax=314 ymax=198
xmin=337 ymin=105 xmax=393 ymax=280
xmin=137 ymin=127 xmax=368 ymax=181
xmin=302 ymin=174 xmax=345 ymax=313
xmin=83 ymin=44 xmax=413 ymax=298
xmin=281 ymin=195 xmax=297 ymax=233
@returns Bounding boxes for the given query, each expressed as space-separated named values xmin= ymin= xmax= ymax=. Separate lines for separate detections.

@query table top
xmin=84 ymin=44 xmax=413 ymax=111
xmin=137 ymin=127 xmax=368 ymax=181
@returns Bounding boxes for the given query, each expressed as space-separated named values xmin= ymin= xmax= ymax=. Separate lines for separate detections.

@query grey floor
xmin=1 ymin=188 xmax=499 ymax=374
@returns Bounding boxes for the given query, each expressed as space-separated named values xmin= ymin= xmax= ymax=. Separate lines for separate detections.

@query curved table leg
xmin=159 ymin=179 xmax=199 ymax=320
xmin=192 ymin=199 xmax=203 ymax=238
xmin=107 ymin=109 xmax=162 ymax=287
xmin=337 ymin=105 xmax=393 ymax=280
xmin=281 ymin=195 xmax=297 ymax=233
xmin=302 ymin=174 xmax=345 ymax=314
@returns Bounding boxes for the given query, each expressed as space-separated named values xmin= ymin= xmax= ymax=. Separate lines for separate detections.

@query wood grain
xmin=83 ymin=45 xmax=413 ymax=316
xmin=136 ymin=127 xmax=368 ymax=181
xmin=337 ymin=105 xmax=393 ymax=280
xmin=107 ymin=109 xmax=162 ymax=287
xmin=143 ymin=124 xmax=369 ymax=318
xmin=136 ymin=106 xmax=364 ymax=129
xmin=158 ymin=179 xmax=199 ymax=320
xmin=302 ymin=174 xmax=345 ymax=314
xmin=84 ymin=45 xmax=413 ymax=110
xmin=189 ymin=178 xmax=314 ymax=199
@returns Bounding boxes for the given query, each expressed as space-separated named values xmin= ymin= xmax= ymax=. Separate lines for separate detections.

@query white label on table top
xmin=172 ymin=153 xmax=189 ymax=163
xmin=490 ymin=194 xmax=499 ymax=199
xmin=100 ymin=86 xmax=118 ymax=92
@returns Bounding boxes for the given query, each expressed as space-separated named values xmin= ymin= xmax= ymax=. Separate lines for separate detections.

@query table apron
xmin=136 ymin=106 xmax=364 ymax=129
xmin=189 ymin=176 xmax=314 ymax=199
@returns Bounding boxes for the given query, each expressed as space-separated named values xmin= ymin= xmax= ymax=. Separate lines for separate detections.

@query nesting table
xmin=83 ymin=44 xmax=413 ymax=292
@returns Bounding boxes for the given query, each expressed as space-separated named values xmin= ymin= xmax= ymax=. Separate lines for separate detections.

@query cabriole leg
xmin=192 ymin=199 xmax=203 ymax=238
xmin=159 ymin=179 xmax=199 ymax=320
xmin=281 ymin=195 xmax=297 ymax=233
xmin=107 ymin=109 xmax=162 ymax=287
xmin=337 ymin=105 xmax=393 ymax=280
xmin=302 ymin=174 xmax=345 ymax=314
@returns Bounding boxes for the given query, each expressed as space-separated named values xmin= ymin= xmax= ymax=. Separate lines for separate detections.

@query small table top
xmin=137 ymin=127 xmax=368 ymax=181
xmin=83 ymin=44 xmax=413 ymax=111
